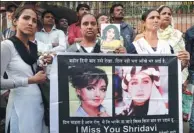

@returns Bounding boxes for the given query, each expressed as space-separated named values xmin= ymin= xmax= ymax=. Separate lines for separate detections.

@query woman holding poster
xmin=66 ymin=13 xmax=126 ymax=54
xmin=157 ymin=5 xmax=189 ymax=84
xmin=130 ymin=9 xmax=190 ymax=68
xmin=117 ymin=66 xmax=168 ymax=116
xmin=69 ymin=66 xmax=110 ymax=117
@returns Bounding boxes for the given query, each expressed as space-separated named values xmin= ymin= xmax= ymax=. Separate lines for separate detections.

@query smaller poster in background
xmin=100 ymin=24 xmax=123 ymax=53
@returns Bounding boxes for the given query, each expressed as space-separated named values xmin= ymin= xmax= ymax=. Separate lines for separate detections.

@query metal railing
xmin=1 ymin=1 xmax=194 ymax=34
xmin=90 ymin=1 xmax=194 ymax=34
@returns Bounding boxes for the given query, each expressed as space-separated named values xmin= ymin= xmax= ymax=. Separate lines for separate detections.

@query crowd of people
xmin=0 ymin=2 xmax=194 ymax=133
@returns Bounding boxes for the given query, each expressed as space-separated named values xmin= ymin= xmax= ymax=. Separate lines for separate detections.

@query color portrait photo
xmin=100 ymin=24 xmax=123 ymax=53
xmin=114 ymin=66 xmax=169 ymax=116
xmin=68 ymin=66 xmax=112 ymax=117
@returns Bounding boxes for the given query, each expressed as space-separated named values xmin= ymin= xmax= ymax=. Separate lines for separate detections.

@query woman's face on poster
xmin=128 ymin=72 xmax=153 ymax=105
xmin=77 ymin=79 xmax=107 ymax=107
xmin=106 ymin=28 xmax=115 ymax=40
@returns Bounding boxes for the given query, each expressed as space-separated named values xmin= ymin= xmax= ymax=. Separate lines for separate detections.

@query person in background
xmin=185 ymin=25 xmax=194 ymax=133
xmin=129 ymin=9 xmax=190 ymax=69
xmin=2 ymin=4 xmax=17 ymax=40
xmin=1 ymin=6 xmax=49 ymax=133
xmin=58 ymin=18 xmax=68 ymax=35
xmin=157 ymin=5 xmax=189 ymax=84
xmin=29 ymin=28 xmax=53 ymax=54
xmin=35 ymin=10 xmax=67 ymax=53
xmin=68 ymin=3 xmax=90 ymax=45
xmin=96 ymin=13 xmax=110 ymax=36
xmin=6 ymin=4 xmax=17 ymax=29
xmin=66 ymin=13 xmax=100 ymax=53
xmin=129 ymin=9 xmax=173 ymax=54
xmin=66 ymin=13 xmax=126 ymax=54
xmin=110 ymin=3 xmax=135 ymax=53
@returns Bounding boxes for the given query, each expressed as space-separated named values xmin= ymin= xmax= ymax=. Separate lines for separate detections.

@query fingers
xmin=36 ymin=71 xmax=47 ymax=82
xmin=38 ymin=70 xmax=45 ymax=74
xmin=39 ymin=53 xmax=55 ymax=67
xmin=46 ymin=56 xmax=53 ymax=64
xmin=114 ymin=47 xmax=127 ymax=54
xmin=44 ymin=55 xmax=53 ymax=64
xmin=177 ymin=51 xmax=190 ymax=61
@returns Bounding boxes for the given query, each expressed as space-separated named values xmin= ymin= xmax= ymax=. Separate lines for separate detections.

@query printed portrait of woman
xmin=101 ymin=24 xmax=123 ymax=53
xmin=115 ymin=66 xmax=169 ymax=116
xmin=69 ymin=66 xmax=112 ymax=117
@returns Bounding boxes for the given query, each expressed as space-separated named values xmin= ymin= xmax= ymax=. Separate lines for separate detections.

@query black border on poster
xmin=56 ymin=54 xmax=181 ymax=133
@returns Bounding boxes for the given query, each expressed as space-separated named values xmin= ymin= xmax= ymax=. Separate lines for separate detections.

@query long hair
xmin=69 ymin=66 xmax=108 ymax=90
xmin=101 ymin=24 xmax=120 ymax=40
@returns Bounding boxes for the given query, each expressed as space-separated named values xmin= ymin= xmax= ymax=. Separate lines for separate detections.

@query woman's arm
xmin=1 ymin=41 xmax=28 ymax=89
xmin=177 ymin=50 xmax=190 ymax=70
xmin=1 ymin=41 xmax=47 ymax=90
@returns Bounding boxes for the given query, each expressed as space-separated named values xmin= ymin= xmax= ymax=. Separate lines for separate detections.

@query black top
xmin=185 ymin=25 xmax=194 ymax=71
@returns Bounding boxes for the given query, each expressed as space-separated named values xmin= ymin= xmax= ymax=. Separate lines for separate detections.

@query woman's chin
xmin=133 ymin=100 xmax=146 ymax=106
xmin=92 ymin=103 xmax=101 ymax=107
xmin=86 ymin=102 xmax=101 ymax=108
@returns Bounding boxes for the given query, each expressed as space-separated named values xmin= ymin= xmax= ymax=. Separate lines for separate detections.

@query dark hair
xmin=69 ymin=66 xmax=108 ymax=89
xmin=76 ymin=3 xmax=90 ymax=12
xmin=114 ymin=74 xmax=123 ymax=102
xmin=102 ymin=24 xmax=120 ymax=40
xmin=13 ymin=6 xmax=37 ymax=21
xmin=110 ymin=4 xmax=123 ymax=14
xmin=157 ymin=5 xmax=172 ymax=14
xmin=79 ymin=13 xmax=97 ymax=26
xmin=141 ymin=9 xmax=159 ymax=21
xmin=122 ymin=66 xmax=160 ymax=91
xmin=6 ymin=4 xmax=17 ymax=12
xmin=41 ymin=10 xmax=56 ymax=19
xmin=59 ymin=18 xmax=68 ymax=23
xmin=96 ymin=13 xmax=108 ymax=24
xmin=138 ymin=66 xmax=160 ymax=82
xmin=96 ymin=13 xmax=108 ymax=21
